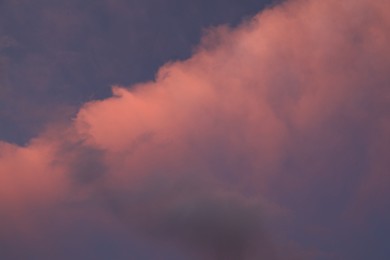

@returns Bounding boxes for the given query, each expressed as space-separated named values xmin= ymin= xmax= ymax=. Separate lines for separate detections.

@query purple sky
xmin=0 ymin=0 xmax=275 ymax=144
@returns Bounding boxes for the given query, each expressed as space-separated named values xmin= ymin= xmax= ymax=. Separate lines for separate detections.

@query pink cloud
xmin=0 ymin=0 xmax=389 ymax=258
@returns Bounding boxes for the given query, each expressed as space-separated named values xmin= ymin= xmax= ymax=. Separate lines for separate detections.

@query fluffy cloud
xmin=0 ymin=0 xmax=389 ymax=259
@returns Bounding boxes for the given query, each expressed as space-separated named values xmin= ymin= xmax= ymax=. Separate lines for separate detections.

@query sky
xmin=0 ymin=0 xmax=278 ymax=144
xmin=0 ymin=0 xmax=389 ymax=259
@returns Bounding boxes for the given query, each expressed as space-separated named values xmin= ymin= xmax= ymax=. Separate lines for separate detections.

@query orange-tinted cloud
xmin=0 ymin=0 xmax=389 ymax=259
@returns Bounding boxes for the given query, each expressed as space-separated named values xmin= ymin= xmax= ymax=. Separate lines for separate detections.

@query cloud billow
xmin=0 ymin=0 xmax=389 ymax=259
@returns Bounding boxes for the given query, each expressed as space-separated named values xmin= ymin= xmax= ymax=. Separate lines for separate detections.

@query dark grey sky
xmin=0 ymin=0 xmax=276 ymax=144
